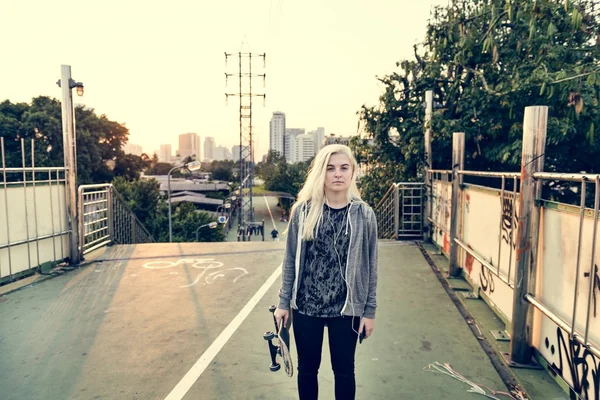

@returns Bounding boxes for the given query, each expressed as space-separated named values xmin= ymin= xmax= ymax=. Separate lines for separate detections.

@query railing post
xmin=59 ymin=65 xmax=80 ymax=265
xmin=449 ymin=132 xmax=465 ymax=277
xmin=393 ymin=184 xmax=400 ymax=240
xmin=510 ymin=106 xmax=548 ymax=365
xmin=78 ymin=187 xmax=85 ymax=261
xmin=131 ymin=214 xmax=136 ymax=243
xmin=424 ymin=90 xmax=433 ymax=240
xmin=107 ymin=186 xmax=114 ymax=243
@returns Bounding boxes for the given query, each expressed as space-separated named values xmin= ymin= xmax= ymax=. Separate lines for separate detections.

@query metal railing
xmin=374 ymin=183 xmax=424 ymax=239
xmin=375 ymin=184 xmax=398 ymax=239
xmin=427 ymin=170 xmax=453 ymax=238
xmin=78 ymin=184 xmax=154 ymax=258
xmin=429 ymin=170 xmax=521 ymax=286
xmin=528 ymin=172 xmax=599 ymax=359
xmin=427 ymin=167 xmax=600 ymax=360
xmin=1 ymin=138 xmax=70 ymax=282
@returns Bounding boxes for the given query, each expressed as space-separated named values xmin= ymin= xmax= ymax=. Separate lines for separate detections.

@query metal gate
xmin=78 ymin=184 xmax=154 ymax=259
xmin=374 ymin=183 xmax=424 ymax=239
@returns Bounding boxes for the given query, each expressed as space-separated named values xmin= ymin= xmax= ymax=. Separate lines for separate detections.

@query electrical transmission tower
xmin=225 ymin=52 xmax=266 ymax=238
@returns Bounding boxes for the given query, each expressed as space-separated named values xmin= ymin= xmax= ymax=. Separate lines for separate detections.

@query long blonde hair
xmin=288 ymin=144 xmax=362 ymax=241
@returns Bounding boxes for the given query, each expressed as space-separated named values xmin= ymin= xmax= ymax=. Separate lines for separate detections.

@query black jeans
xmin=292 ymin=309 xmax=360 ymax=400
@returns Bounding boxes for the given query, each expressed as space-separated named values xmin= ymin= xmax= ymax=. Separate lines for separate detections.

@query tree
xmin=111 ymin=176 xmax=226 ymax=243
xmin=201 ymin=160 xmax=235 ymax=182
xmin=113 ymin=153 xmax=151 ymax=181
xmin=169 ymin=202 xmax=226 ymax=243
xmin=0 ymin=96 xmax=133 ymax=185
xmin=357 ymin=0 xmax=600 ymax=206
xmin=112 ymin=176 xmax=161 ymax=229
xmin=146 ymin=161 xmax=175 ymax=176
xmin=257 ymin=150 xmax=309 ymax=198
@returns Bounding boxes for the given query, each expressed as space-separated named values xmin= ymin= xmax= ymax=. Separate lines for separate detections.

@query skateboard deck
xmin=264 ymin=305 xmax=294 ymax=377
xmin=277 ymin=320 xmax=293 ymax=377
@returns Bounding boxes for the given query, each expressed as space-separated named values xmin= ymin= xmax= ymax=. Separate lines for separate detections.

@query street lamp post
xmin=168 ymin=161 xmax=202 ymax=242
xmin=195 ymin=222 xmax=218 ymax=242
xmin=57 ymin=65 xmax=84 ymax=265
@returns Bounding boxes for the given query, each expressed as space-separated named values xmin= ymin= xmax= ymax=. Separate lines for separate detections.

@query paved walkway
xmin=0 ymin=197 xmax=569 ymax=400
xmin=224 ymin=196 xmax=289 ymax=243
xmin=1 ymin=236 xmax=536 ymax=400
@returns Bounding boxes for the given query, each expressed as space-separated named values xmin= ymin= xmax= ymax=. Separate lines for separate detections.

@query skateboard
xmin=263 ymin=305 xmax=294 ymax=377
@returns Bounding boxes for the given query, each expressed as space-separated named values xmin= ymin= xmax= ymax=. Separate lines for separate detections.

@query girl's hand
xmin=359 ymin=317 xmax=375 ymax=339
xmin=274 ymin=308 xmax=290 ymax=330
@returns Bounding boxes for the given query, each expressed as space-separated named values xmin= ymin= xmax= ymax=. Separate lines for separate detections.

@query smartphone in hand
xmin=359 ymin=329 xmax=366 ymax=344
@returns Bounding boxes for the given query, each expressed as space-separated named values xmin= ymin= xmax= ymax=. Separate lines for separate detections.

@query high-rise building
xmin=296 ymin=133 xmax=315 ymax=163
xmin=269 ymin=112 xmax=286 ymax=157
xmin=204 ymin=137 xmax=215 ymax=161
xmin=232 ymin=145 xmax=242 ymax=162
xmin=285 ymin=128 xmax=304 ymax=163
xmin=311 ymin=127 xmax=325 ymax=154
xmin=178 ymin=132 xmax=201 ymax=160
xmin=123 ymin=143 xmax=143 ymax=156
xmin=159 ymin=144 xmax=172 ymax=163
xmin=213 ymin=146 xmax=233 ymax=161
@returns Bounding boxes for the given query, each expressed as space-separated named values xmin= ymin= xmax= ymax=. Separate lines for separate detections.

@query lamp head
xmin=185 ymin=161 xmax=202 ymax=171
xmin=208 ymin=222 xmax=218 ymax=229
xmin=75 ymin=83 xmax=84 ymax=96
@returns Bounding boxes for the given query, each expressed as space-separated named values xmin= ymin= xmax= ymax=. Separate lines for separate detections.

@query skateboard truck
xmin=263 ymin=304 xmax=293 ymax=377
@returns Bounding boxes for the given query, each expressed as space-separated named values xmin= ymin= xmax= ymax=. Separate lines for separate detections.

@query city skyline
xmin=1 ymin=0 xmax=448 ymax=160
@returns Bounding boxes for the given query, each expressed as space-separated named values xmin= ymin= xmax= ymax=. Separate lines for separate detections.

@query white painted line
xmin=164 ymin=264 xmax=282 ymax=400
xmin=263 ymin=196 xmax=277 ymax=228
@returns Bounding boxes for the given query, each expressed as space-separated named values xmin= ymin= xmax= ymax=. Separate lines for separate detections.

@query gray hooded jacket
xmin=278 ymin=199 xmax=378 ymax=319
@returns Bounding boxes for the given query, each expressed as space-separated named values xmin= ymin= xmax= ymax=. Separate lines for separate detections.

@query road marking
xmin=263 ymin=196 xmax=277 ymax=228
xmin=163 ymin=264 xmax=282 ymax=400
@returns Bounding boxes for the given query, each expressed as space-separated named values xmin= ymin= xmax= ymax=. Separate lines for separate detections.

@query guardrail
xmin=1 ymin=137 xmax=70 ymax=283
xmin=78 ymin=184 xmax=154 ymax=259
xmin=374 ymin=183 xmax=424 ymax=239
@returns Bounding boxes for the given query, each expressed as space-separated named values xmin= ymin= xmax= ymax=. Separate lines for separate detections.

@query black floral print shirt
xmin=296 ymin=204 xmax=350 ymax=318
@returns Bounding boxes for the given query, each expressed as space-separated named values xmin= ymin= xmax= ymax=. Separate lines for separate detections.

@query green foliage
xmin=112 ymin=176 xmax=161 ymax=228
xmin=146 ymin=161 xmax=175 ymax=176
xmin=113 ymin=153 xmax=151 ymax=181
xmin=112 ymin=176 xmax=226 ymax=243
xmin=358 ymin=0 xmax=600 ymax=204
xmin=203 ymin=160 xmax=235 ymax=182
xmin=0 ymin=96 xmax=136 ymax=185
xmin=256 ymin=150 xmax=309 ymax=198
xmin=168 ymin=202 xmax=226 ymax=243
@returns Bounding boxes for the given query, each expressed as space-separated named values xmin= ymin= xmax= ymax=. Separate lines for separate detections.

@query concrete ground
xmin=224 ymin=196 xmax=290 ymax=243
xmin=0 ymin=197 xmax=567 ymax=400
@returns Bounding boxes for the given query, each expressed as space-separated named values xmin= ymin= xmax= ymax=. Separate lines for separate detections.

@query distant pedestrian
xmin=271 ymin=228 xmax=279 ymax=241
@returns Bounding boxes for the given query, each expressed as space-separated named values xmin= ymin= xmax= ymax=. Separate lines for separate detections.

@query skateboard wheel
xmin=270 ymin=363 xmax=281 ymax=372
xmin=264 ymin=332 xmax=275 ymax=340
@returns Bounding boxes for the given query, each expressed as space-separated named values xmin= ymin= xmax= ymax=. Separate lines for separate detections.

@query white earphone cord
xmin=327 ymin=205 xmax=360 ymax=337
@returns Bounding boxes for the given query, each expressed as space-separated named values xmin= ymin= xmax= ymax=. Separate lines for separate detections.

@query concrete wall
xmin=532 ymin=205 xmax=600 ymax=399
xmin=0 ymin=183 xmax=69 ymax=280
xmin=429 ymin=180 xmax=600 ymax=399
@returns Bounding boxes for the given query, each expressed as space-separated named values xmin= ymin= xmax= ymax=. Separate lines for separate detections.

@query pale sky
xmin=0 ymin=0 xmax=447 ymax=160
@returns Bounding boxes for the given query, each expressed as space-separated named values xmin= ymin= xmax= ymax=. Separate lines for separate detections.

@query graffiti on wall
xmin=465 ymin=244 xmax=475 ymax=275
xmin=501 ymin=193 xmax=519 ymax=250
xmin=432 ymin=182 xmax=451 ymax=233
xmin=442 ymin=233 xmax=450 ymax=255
xmin=479 ymin=264 xmax=495 ymax=294
xmin=545 ymin=327 xmax=599 ymax=400
xmin=584 ymin=264 xmax=600 ymax=318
